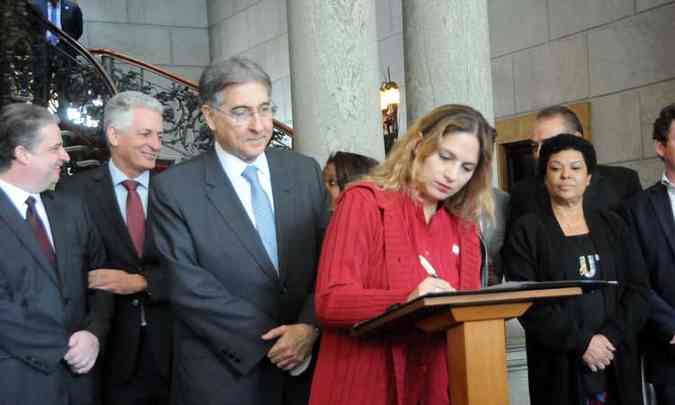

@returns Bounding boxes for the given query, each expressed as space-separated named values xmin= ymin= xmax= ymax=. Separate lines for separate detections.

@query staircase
xmin=0 ymin=0 xmax=293 ymax=175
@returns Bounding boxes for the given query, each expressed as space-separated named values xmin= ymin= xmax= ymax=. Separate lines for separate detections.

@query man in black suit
xmin=0 ymin=103 xmax=111 ymax=405
xmin=150 ymin=57 xmax=331 ymax=405
xmin=509 ymin=105 xmax=642 ymax=223
xmin=622 ymin=103 xmax=675 ymax=405
xmin=60 ymin=91 xmax=171 ymax=405
xmin=29 ymin=0 xmax=84 ymax=110
xmin=31 ymin=0 xmax=83 ymax=42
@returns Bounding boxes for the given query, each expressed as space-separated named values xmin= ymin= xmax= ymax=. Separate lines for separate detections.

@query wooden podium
xmin=351 ymin=281 xmax=613 ymax=405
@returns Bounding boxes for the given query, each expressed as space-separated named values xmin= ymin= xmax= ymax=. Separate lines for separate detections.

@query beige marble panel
xmin=637 ymin=0 xmax=675 ymax=12
xmin=549 ymin=0 xmax=633 ymax=39
xmin=589 ymin=4 xmax=675 ymax=96
xmin=639 ymin=79 xmax=675 ymax=159
xmin=375 ymin=0 xmax=392 ymax=40
xmin=80 ymin=0 xmax=128 ymax=24
xmin=233 ymin=0 xmax=258 ymax=13
xmin=591 ymin=90 xmax=642 ymax=164
xmin=207 ymin=0 xmax=234 ymax=27
xmin=87 ymin=22 xmax=172 ymax=65
xmin=171 ymin=28 xmax=210 ymax=66
xmin=513 ymin=34 xmax=589 ymax=113
xmin=128 ymin=0 xmax=208 ymax=28
xmin=618 ymin=158 xmax=663 ymax=187
xmin=487 ymin=0 xmax=548 ymax=57
xmin=247 ymin=0 xmax=287 ymax=48
xmin=209 ymin=12 xmax=249 ymax=61
xmin=492 ymin=55 xmax=515 ymax=118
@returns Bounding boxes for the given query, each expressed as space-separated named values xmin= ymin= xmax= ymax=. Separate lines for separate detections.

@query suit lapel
xmin=0 ymin=189 xmax=60 ymax=289
xmin=267 ymin=151 xmax=293 ymax=285
xmin=90 ymin=166 xmax=138 ymax=261
xmin=648 ymin=184 xmax=675 ymax=255
xmin=203 ymin=151 xmax=279 ymax=282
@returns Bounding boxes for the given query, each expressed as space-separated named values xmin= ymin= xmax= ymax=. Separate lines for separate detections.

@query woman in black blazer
xmin=504 ymin=134 xmax=649 ymax=405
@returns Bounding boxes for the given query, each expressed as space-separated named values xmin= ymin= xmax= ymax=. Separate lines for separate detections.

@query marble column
xmin=402 ymin=0 xmax=494 ymax=124
xmin=287 ymin=0 xmax=384 ymax=165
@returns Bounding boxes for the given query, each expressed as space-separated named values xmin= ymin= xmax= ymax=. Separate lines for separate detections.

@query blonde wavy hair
xmin=362 ymin=104 xmax=494 ymax=222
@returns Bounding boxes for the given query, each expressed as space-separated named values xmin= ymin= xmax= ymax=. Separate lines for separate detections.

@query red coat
xmin=310 ymin=183 xmax=482 ymax=405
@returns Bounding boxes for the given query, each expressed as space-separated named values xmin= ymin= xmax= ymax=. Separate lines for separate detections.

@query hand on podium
xmin=406 ymin=276 xmax=455 ymax=302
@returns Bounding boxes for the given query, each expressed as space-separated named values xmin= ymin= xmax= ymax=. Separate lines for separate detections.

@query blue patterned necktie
xmin=241 ymin=165 xmax=278 ymax=271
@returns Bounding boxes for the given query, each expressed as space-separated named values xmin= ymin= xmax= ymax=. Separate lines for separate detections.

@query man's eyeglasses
xmin=208 ymin=103 xmax=278 ymax=125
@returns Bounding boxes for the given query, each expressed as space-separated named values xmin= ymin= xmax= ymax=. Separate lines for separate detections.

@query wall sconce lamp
xmin=380 ymin=67 xmax=400 ymax=155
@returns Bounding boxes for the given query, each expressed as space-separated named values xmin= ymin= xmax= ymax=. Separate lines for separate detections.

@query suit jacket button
xmin=131 ymin=299 xmax=140 ymax=307
xmin=63 ymin=298 xmax=70 ymax=305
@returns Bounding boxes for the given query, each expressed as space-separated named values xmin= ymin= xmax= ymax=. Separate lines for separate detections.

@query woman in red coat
xmin=310 ymin=104 xmax=495 ymax=405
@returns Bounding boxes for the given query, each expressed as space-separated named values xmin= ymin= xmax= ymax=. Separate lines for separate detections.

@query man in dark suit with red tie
xmin=60 ymin=91 xmax=171 ymax=404
xmin=0 ymin=103 xmax=111 ymax=405
xmin=622 ymin=103 xmax=675 ymax=405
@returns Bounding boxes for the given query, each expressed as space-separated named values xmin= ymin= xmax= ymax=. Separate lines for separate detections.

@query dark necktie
xmin=241 ymin=165 xmax=278 ymax=271
xmin=122 ymin=180 xmax=145 ymax=257
xmin=25 ymin=196 xmax=56 ymax=266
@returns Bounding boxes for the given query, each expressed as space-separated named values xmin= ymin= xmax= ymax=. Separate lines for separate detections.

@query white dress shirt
xmin=214 ymin=142 xmax=275 ymax=228
xmin=108 ymin=160 xmax=150 ymax=223
xmin=0 ymin=177 xmax=55 ymax=249
xmin=661 ymin=172 xmax=675 ymax=219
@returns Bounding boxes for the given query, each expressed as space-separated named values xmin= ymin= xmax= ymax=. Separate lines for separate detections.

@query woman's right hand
xmin=406 ymin=277 xmax=455 ymax=302
xmin=582 ymin=334 xmax=615 ymax=372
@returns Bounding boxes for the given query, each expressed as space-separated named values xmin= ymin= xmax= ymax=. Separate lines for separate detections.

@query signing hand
xmin=582 ymin=334 xmax=615 ymax=372
xmin=261 ymin=324 xmax=319 ymax=371
xmin=63 ymin=330 xmax=100 ymax=374
xmin=406 ymin=276 xmax=455 ymax=302
xmin=88 ymin=269 xmax=147 ymax=295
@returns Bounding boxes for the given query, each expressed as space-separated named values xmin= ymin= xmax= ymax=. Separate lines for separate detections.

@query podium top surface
xmin=351 ymin=280 xmax=615 ymax=337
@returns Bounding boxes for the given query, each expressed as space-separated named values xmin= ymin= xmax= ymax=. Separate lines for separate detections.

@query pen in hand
xmin=418 ymin=255 xmax=439 ymax=278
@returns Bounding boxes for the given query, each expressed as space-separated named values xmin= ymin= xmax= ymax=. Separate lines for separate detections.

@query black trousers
xmin=104 ymin=329 xmax=169 ymax=405
xmin=654 ymin=384 xmax=675 ymax=405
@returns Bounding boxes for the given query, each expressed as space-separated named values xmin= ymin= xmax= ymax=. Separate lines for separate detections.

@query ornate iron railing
xmin=1 ymin=0 xmax=293 ymax=174
xmin=90 ymin=49 xmax=293 ymax=162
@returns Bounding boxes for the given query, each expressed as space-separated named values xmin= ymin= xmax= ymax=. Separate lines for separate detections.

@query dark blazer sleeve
xmin=621 ymin=194 xmax=675 ymax=343
xmin=78 ymin=200 xmax=114 ymax=344
xmin=595 ymin=212 xmax=649 ymax=348
xmin=64 ymin=1 xmax=83 ymax=40
xmin=504 ymin=216 xmax=593 ymax=354
xmin=149 ymin=177 xmax=277 ymax=376
xmin=0 ymin=263 xmax=68 ymax=373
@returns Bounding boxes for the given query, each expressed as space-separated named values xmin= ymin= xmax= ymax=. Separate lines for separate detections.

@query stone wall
xmin=206 ymin=0 xmax=292 ymax=125
xmin=490 ymin=0 xmax=675 ymax=187
xmin=78 ymin=0 xmax=210 ymax=83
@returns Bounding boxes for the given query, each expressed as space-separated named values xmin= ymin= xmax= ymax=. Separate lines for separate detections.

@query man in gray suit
xmin=0 ymin=103 xmax=110 ymax=405
xmin=150 ymin=57 xmax=330 ymax=405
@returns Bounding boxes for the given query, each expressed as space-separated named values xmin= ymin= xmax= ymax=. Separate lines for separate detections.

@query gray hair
xmin=0 ymin=103 xmax=59 ymax=172
xmin=198 ymin=57 xmax=272 ymax=106
xmin=103 ymin=91 xmax=164 ymax=133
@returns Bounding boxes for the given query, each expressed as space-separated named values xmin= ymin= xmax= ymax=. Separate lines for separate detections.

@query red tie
xmin=122 ymin=180 xmax=145 ymax=257
xmin=25 ymin=196 xmax=56 ymax=266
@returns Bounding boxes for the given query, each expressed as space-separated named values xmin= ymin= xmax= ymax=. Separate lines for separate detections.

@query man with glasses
xmin=149 ymin=57 xmax=331 ymax=405
xmin=509 ymin=105 xmax=641 ymax=224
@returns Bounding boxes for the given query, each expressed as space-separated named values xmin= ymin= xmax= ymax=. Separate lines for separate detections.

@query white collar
xmin=214 ymin=142 xmax=270 ymax=179
xmin=108 ymin=160 xmax=150 ymax=189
